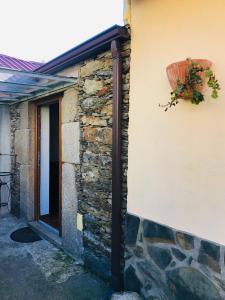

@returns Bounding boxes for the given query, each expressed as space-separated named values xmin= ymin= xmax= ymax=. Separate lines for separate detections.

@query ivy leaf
xmin=212 ymin=89 xmax=218 ymax=99
xmin=205 ymin=69 xmax=213 ymax=78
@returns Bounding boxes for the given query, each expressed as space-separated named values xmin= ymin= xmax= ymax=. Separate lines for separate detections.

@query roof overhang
xmin=0 ymin=25 xmax=129 ymax=105
xmin=36 ymin=25 xmax=130 ymax=74
xmin=0 ymin=67 xmax=76 ymax=105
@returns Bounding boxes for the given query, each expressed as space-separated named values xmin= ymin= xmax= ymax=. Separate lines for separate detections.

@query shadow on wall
xmin=0 ymin=105 xmax=11 ymax=206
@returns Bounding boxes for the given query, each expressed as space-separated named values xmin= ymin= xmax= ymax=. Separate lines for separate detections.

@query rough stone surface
xmin=62 ymin=87 xmax=78 ymax=123
xmin=77 ymin=41 xmax=131 ymax=279
xmin=20 ymin=165 xmax=31 ymax=219
xmin=10 ymin=104 xmax=21 ymax=216
xmin=148 ymin=246 xmax=172 ymax=270
xmin=15 ymin=129 xmax=30 ymax=164
xmin=111 ymin=292 xmax=142 ymax=300
xmin=198 ymin=240 xmax=221 ymax=273
xmin=62 ymin=122 xmax=80 ymax=164
xmin=167 ymin=267 xmax=221 ymax=300
xmin=143 ymin=219 xmax=175 ymax=244
xmin=171 ymin=247 xmax=186 ymax=261
xmin=125 ymin=265 xmax=142 ymax=294
xmin=62 ymin=163 xmax=83 ymax=258
xmin=125 ymin=213 xmax=225 ymax=299
xmin=176 ymin=232 xmax=194 ymax=250
xmin=126 ymin=214 xmax=140 ymax=246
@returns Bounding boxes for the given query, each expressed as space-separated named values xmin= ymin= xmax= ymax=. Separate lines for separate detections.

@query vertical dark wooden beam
xmin=111 ymin=39 xmax=123 ymax=291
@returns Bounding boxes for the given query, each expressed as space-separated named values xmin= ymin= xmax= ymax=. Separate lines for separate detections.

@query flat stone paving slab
xmin=0 ymin=209 xmax=112 ymax=300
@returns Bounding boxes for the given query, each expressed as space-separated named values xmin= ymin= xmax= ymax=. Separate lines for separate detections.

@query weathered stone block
xmin=83 ymin=151 xmax=111 ymax=167
xmin=176 ymin=232 xmax=194 ymax=250
xmin=167 ymin=267 xmax=220 ymax=300
xmin=80 ymin=60 xmax=105 ymax=77
xmin=62 ymin=122 xmax=80 ymax=164
xmin=147 ymin=246 xmax=172 ymax=270
xmin=171 ymin=248 xmax=186 ymax=261
xmin=124 ymin=265 xmax=142 ymax=294
xmin=125 ymin=214 xmax=140 ymax=246
xmin=110 ymin=292 xmax=142 ymax=300
xmin=198 ymin=240 xmax=221 ymax=273
xmin=84 ymin=249 xmax=111 ymax=281
xmin=20 ymin=165 xmax=30 ymax=219
xmin=101 ymin=104 xmax=112 ymax=116
xmin=81 ymin=116 xmax=107 ymax=127
xmin=80 ymin=97 xmax=108 ymax=112
xmin=143 ymin=220 xmax=175 ymax=244
xmin=57 ymin=65 xmax=79 ymax=77
xmin=62 ymin=163 xmax=82 ymax=258
xmin=62 ymin=88 xmax=78 ymax=123
xmin=133 ymin=246 xmax=144 ymax=258
xmin=62 ymin=163 xmax=77 ymax=210
xmin=15 ymin=129 xmax=30 ymax=164
xmin=83 ymin=79 xmax=104 ymax=95
xmin=83 ymin=127 xmax=112 ymax=144
xmin=19 ymin=102 xmax=29 ymax=129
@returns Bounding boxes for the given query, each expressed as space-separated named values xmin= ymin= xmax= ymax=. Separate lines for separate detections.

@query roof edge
xmin=36 ymin=25 xmax=130 ymax=74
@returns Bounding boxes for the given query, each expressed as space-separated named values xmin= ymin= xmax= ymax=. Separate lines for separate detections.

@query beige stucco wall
xmin=128 ymin=0 xmax=225 ymax=245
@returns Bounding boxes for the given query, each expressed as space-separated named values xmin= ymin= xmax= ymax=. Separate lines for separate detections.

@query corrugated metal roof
xmin=0 ymin=54 xmax=43 ymax=71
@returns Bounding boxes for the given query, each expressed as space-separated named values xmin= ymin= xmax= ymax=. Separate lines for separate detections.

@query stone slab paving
xmin=0 ymin=208 xmax=113 ymax=300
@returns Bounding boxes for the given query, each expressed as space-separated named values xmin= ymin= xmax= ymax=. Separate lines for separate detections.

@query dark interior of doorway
xmin=40 ymin=103 xmax=59 ymax=229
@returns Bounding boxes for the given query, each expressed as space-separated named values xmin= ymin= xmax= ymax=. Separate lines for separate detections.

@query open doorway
xmin=37 ymin=99 xmax=61 ymax=232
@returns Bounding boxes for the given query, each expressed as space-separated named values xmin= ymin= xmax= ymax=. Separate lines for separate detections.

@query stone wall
xmin=10 ymin=104 xmax=20 ymax=216
xmin=125 ymin=213 xmax=225 ymax=299
xmin=9 ymin=40 xmax=131 ymax=282
xmin=61 ymin=86 xmax=83 ymax=259
xmin=78 ymin=50 xmax=113 ymax=279
xmin=77 ymin=40 xmax=130 ymax=280
xmin=10 ymin=102 xmax=35 ymax=220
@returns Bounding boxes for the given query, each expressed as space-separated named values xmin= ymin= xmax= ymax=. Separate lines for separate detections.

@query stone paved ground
xmin=0 ymin=208 xmax=113 ymax=300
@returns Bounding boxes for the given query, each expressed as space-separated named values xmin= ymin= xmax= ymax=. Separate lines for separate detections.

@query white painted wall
xmin=128 ymin=0 xmax=225 ymax=245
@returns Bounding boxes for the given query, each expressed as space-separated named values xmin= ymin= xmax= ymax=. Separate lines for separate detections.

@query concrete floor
xmin=0 ymin=208 xmax=113 ymax=300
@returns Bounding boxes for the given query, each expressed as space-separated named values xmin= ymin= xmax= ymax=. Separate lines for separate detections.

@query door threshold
xmin=29 ymin=220 xmax=62 ymax=249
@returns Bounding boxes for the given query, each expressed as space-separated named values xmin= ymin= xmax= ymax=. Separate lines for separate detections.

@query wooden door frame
xmin=34 ymin=94 xmax=62 ymax=235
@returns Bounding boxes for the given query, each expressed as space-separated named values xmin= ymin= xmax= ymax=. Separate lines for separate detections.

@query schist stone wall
xmin=77 ymin=41 xmax=130 ymax=279
xmin=10 ymin=40 xmax=130 ymax=281
xmin=125 ymin=213 xmax=225 ymax=300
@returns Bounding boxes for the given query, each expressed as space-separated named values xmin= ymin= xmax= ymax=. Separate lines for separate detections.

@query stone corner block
xmin=62 ymin=88 xmax=78 ymax=124
xmin=62 ymin=122 xmax=80 ymax=164
xmin=19 ymin=102 xmax=29 ymax=129
xmin=15 ymin=129 xmax=31 ymax=164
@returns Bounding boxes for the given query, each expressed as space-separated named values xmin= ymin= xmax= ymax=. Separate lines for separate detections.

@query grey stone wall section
xmin=9 ymin=40 xmax=131 ymax=282
xmin=125 ymin=213 xmax=225 ymax=300
xmin=10 ymin=105 xmax=20 ymax=216
xmin=61 ymin=87 xmax=83 ymax=259
xmin=78 ymin=49 xmax=113 ymax=280
xmin=77 ymin=40 xmax=130 ymax=280
xmin=10 ymin=102 xmax=35 ymax=220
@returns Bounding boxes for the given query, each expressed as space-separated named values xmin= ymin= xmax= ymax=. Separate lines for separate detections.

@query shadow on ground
xmin=0 ymin=208 xmax=113 ymax=300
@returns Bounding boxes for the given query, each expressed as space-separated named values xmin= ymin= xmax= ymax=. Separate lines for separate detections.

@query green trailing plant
xmin=160 ymin=59 xmax=220 ymax=111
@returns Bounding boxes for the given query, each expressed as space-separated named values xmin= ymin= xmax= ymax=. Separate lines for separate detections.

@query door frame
xmin=34 ymin=94 xmax=62 ymax=235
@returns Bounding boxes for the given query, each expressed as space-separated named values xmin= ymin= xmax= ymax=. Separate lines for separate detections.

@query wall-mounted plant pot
xmin=166 ymin=59 xmax=212 ymax=91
